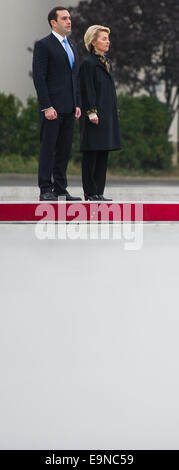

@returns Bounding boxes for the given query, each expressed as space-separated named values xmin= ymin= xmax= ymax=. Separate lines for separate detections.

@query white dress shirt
xmin=52 ymin=31 xmax=74 ymax=61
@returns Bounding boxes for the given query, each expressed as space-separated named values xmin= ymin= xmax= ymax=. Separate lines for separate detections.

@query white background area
xmin=0 ymin=223 xmax=179 ymax=450
xmin=0 ymin=0 xmax=79 ymax=103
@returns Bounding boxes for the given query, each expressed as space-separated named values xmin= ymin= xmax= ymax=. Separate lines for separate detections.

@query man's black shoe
xmin=84 ymin=194 xmax=100 ymax=201
xmin=98 ymin=195 xmax=113 ymax=201
xmin=40 ymin=191 xmax=58 ymax=201
xmin=55 ymin=191 xmax=82 ymax=201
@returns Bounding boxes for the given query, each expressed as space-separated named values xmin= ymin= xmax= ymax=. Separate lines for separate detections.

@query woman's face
xmin=92 ymin=31 xmax=110 ymax=55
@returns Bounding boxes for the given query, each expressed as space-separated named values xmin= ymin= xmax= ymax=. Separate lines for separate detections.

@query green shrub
xmin=0 ymin=92 xmax=173 ymax=172
xmin=108 ymin=94 xmax=173 ymax=170
xmin=0 ymin=93 xmax=22 ymax=155
xmin=18 ymin=97 xmax=40 ymax=158
xmin=0 ymin=154 xmax=38 ymax=173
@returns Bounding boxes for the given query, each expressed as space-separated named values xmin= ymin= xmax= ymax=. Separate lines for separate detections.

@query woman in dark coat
xmin=79 ymin=25 xmax=121 ymax=201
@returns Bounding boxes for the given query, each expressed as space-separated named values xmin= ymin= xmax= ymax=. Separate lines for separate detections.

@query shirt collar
xmin=52 ymin=31 xmax=67 ymax=43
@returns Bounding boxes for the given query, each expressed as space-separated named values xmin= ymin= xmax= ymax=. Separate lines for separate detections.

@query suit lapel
xmin=50 ymin=33 xmax=73 ymax=69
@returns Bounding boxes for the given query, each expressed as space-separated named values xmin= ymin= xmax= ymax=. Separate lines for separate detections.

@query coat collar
xmin=91 ymin=52 xmax=112 ymax=78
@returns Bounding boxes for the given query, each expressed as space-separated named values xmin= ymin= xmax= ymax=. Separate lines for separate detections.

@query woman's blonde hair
xmin=84 ymin=25 xmax=110 ymax=52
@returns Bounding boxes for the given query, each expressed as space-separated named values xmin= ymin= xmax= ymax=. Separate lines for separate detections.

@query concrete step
xmin=0 ymin=185 xmax=179 ymax=201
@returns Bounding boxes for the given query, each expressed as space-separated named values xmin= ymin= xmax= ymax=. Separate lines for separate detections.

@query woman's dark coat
xmin=79 ymin=53 xmax=121 ymax=151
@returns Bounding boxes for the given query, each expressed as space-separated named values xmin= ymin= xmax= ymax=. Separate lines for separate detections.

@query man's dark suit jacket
xmin=32 ymin=33 xmax=81 ymax=113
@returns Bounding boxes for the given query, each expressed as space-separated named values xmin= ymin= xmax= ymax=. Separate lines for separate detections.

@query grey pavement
xmin=1 ymin=174 xmax=179 ymax=186
xmin=1 ymin=174 xmax=179 ymax=201
xmin=0 ymin=223 xmax=179 ymax=450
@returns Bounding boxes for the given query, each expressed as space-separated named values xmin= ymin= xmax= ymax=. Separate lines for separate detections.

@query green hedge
xmin=0 ymin=154 xmax=38 ymax=173
xmin=0 ymin=92 xmax=173 ymax=171
xmin=0 ymin=93 xmax=40 ymax=159
xmin=0 ymin=93 xmax=22 ymax=155
xmin=18 ymin=97 xmax=40 ymax=158
xmin=110 ymin=94 xmax=173 ymax=170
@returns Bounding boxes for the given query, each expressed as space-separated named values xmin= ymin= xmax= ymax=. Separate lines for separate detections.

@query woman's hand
xmin=89 ymin=113 xmax=99 ymax=125
xmin=91 ymin=117 xmax=99 ymax=125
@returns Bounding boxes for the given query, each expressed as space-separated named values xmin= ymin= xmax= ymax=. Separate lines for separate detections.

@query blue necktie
xmin=62 ymin=38 xmax=74 ymax=69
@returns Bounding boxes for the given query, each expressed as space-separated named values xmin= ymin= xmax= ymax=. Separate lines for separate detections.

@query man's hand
xmin=75 ymin=107 xmax=81 ymax=119
xmin=45 ymin=107 xmax=58 ymax=120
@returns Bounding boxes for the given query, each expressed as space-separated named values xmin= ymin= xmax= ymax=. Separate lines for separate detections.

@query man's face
xmin=51 ymin=10 xmax=71 ymax=36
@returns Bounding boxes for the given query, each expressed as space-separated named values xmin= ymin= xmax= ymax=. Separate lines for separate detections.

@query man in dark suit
xmin=33 ymin=6 xmax=82 ymax=201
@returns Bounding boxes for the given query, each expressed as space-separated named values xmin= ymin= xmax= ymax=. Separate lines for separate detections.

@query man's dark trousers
xmin=39 ymin=112 xmax=74 ymax=194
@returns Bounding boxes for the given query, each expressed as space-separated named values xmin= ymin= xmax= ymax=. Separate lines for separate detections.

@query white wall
xmin=0 ymin=0 xmax=79 ymax=103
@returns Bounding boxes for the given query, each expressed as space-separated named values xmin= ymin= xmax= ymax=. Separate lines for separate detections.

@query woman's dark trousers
xmin=82 ymin=150 xmax=108 ymax=196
